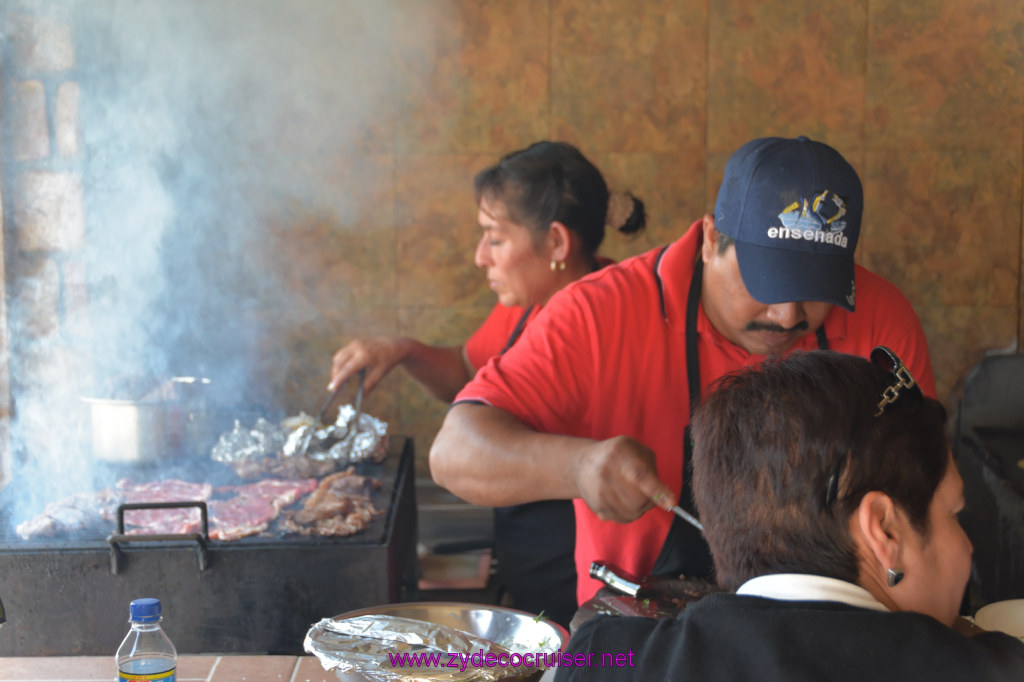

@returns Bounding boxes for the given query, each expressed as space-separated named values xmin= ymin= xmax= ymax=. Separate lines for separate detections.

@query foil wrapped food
xmin=305 ymin=612 xmax=559 ymax=682
xmin=210 ymin=406 xmax=388 ymax=479
xmin=281 ymin=405 xmax=388 ymax=463
xmin=211 ymin=417 xmax=286 ymax=462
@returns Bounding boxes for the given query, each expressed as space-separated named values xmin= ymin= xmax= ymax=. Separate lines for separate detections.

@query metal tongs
xmin=293 ymin=367 xmax=366 ymax=459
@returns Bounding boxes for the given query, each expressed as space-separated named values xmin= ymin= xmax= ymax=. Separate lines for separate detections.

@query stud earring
xmin=887 ymin=568 xmax=905 ymax=587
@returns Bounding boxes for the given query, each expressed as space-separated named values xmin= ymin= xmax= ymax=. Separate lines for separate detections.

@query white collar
xmin=736 ymin=574 xmax=890 ymax=613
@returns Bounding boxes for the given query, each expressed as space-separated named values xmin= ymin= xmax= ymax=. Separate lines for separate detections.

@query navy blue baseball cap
xmin=713 ymin=136 xmax=862 ymax=312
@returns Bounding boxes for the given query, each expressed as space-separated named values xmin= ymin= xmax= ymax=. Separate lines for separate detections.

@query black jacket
xmin=556 ymin=593 xmax=1024 ymax=681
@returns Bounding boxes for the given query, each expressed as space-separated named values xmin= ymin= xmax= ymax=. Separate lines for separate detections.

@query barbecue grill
xmin=0 ymin=436 xmax=416 ymax=656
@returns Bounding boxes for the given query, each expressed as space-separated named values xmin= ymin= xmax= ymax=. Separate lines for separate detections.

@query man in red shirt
xmin=429 ymin=136 xmax=935 ymax=603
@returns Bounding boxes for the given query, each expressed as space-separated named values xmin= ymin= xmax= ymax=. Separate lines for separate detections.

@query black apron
xmin=493 ymin=305 xmax=578 ymax=628
xmin=649 ymin=259 xmax=829 ymax=579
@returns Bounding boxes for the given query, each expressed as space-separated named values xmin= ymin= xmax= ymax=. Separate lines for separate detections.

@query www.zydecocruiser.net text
xmin=387 ymin=649 xmax=636 ymax=672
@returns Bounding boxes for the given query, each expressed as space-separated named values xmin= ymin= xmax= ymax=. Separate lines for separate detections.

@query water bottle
xmin=116 ymin=597 xmax=177 ymax=681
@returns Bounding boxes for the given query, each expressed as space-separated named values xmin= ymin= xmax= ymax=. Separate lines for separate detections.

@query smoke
xmin=2 ymin=0 xmax=443 ymax=522
xmin=73 ymin=0 xmax=400 ymax=388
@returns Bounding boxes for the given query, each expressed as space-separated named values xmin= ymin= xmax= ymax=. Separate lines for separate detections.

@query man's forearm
xmin=428 ymin=403 xmax=586 ymax=506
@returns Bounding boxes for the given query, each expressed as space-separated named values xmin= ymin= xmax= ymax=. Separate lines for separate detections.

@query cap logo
xmin=765 ymin=189 xmax=850 ymax=249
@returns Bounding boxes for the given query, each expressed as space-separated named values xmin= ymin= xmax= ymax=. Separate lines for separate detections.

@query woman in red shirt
xmin=328 ymin=140 xmax=645 ymax=626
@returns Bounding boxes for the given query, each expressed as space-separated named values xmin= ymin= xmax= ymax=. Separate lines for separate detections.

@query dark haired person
xmin=557 ymin=350 xmax=1024 ymax=681
xmin=431 ymin=136 xmax=935 ymax=604
xmin=328 ymin=140 xmax=645 ymax=627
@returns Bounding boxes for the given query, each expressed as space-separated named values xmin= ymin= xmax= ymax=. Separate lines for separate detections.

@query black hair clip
xmin=870 ymin=346 xmax=922 ymax=417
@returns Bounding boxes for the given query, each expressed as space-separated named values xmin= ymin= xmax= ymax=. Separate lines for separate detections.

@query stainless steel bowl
xmin=306 ymin=601 xmax=569 ymax=681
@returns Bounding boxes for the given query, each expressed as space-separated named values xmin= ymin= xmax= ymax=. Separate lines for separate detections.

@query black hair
xmin=690 ymin=350 xmax=948 ymax=590
xmin=473 ymin=141 xmax=645 ymax=255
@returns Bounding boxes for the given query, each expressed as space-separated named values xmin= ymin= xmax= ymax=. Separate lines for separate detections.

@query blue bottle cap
xmin=129 ymin=598 xmax=162 ymax=623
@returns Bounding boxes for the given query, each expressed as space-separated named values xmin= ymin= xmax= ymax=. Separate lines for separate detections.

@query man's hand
xmin=431 ymin=405 xmax=676 ymax=517
xmin=574 ymin=435 xmax=676 ymax=523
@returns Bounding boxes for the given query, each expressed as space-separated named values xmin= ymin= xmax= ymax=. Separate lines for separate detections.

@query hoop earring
xmin=887 ymin=568 xmax=904 ymax=587
xmin=550 ymin=260 xmax=565 ymax=271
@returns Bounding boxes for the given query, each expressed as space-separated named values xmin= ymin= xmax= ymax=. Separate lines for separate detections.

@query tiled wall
xmin=1 ymin=0 xmax=1021 ymax=475
xmin=387 ymin=0 xmax=1024 ymax=469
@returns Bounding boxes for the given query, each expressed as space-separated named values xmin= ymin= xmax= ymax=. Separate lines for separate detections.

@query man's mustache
xmin=745 ymin=320 xmax=809 ymax=334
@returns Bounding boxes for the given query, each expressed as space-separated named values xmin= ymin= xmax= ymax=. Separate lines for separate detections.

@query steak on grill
xmin=14 ymin=473 xmax=377 ymax=541
xmin=15 ymin=489 xmax=117 ymax=539
xmin=280 ymin=467 xmax=382 ymax=536
xmin=208 ymin=478 xmax=319 ymax=540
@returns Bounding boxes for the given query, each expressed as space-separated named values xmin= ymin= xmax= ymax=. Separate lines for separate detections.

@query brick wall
xmin=0 ymin=6 xmax=85 ymax=483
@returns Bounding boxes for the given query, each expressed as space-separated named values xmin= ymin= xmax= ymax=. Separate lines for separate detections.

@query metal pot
xmin=81 ymin=376 xmax=216 ymax=463
xmin=81 ymin=397 xmax=186 ymax=463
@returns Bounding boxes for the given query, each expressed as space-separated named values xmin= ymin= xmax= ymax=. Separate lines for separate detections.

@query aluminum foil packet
xmin=281 ymin=405 xmax=388 ymax=463
xmin=211 ymin=406 xmax=388 ymax=467
xmin=305 ymin=614 xmax=537 ymax=682
xmin=210 ymin=417 xmax=285 ymax=463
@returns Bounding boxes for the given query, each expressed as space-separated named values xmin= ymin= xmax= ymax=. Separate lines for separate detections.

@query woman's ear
xmin=547 ymin=221 xmax=572 ymax=262
xmin=853 ymin=491 xmax=905 ymax=575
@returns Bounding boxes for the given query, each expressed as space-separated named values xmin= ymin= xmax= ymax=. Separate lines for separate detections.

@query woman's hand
xmin=329 ymin=337 xmax=409 ymax=393
xmin=330 ymin=337 xmax=472 ymax=403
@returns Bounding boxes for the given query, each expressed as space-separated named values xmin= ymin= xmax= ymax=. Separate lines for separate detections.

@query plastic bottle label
xmin=118 ymin=670 xmax=176 ymax=681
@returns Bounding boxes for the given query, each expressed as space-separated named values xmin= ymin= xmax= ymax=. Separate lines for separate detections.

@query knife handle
xmin=589 ymin=560 xmax=653 ymax=597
